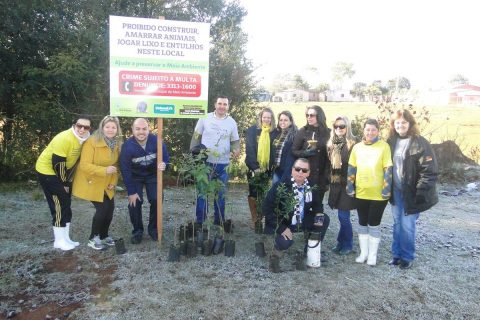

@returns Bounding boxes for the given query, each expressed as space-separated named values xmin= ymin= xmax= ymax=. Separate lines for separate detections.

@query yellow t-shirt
xmin=348 ymin=140 xmax=392 ymax=200
xmin=35 ymin=128 xmax=82 ymax=176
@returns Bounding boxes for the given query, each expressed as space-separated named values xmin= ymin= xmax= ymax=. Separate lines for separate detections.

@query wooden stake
xmin=156 ymin=16 xmax=165 ymax=248
xmin=157 ymin=118 xmax=163 ymax=247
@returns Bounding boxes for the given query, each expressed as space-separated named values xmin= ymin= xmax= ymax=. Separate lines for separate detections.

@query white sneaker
xmin=88 ymin=236 xmax=106 ymax=250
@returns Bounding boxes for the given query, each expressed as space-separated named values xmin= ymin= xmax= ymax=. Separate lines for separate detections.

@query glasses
xmin=75 ymin=123 xmax=91 ymax=130
xmin=306 ymin=113 xmax=316 ymax=118
xmin=334 ymin=124 xmax=346 ymax=129
xmin=294 ymin=166 xmax=309 ymax=173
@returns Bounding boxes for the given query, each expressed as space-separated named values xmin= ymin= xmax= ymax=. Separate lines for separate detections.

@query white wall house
xmin=326 ymin=89 xmax=353 ymax=102
xmin=274 ymin=89 xmax=320 ymax=102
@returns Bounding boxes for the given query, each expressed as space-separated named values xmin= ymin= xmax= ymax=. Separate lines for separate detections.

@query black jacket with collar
xmin=291 ymin=125 xmax=330 ymax=191
xmin=263 ymin=174 xmax=323 ymax=235
xmin=387 ymin=135 xmax=439 ymax=214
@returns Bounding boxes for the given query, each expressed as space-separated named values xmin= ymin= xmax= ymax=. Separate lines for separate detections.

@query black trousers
xmin=355 ymin=198 xmax=388 ymax=226
xmin=37 ymin=172 xmax=72 ymax=227
xmin=90 ymin=194 xmax=115 ymax=240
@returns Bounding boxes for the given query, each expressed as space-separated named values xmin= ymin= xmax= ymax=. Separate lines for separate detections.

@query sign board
xmin=109 ymin=15 xmax=210 ymax=118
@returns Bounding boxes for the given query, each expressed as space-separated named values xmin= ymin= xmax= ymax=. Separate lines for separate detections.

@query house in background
xmin=417 ymin=84 xmax=480 ymax=106
xmin=326 ymin=88 xmax=353 ymax=102
xmin=274 ymin=89 xmax=320 ymax=102
xmin=449 ymin=84 xmax=480 ymax=105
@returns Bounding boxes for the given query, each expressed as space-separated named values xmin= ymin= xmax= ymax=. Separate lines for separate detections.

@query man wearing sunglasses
xmin=263 ymin=158 xmax=330 ymax=272
xmin=36 ymin=115 xmax=92 ymax=251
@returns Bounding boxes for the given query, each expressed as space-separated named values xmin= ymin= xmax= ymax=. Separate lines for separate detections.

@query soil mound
xmin=431 ymin=140 xmax=476 ymax=169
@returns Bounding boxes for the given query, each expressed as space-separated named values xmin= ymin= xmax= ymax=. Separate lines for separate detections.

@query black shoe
xmin=331 ymin=245 xmax=341 ymax=253
xmin=339 ymin=249 xmax=353 ymax=255
xmin=150 ymin=233 xmax=158 ymax=241
xmin=131 ymin=235 xmax=142 ymax=244
xmin=388 ymin=258 xmax=401 ymax=266
xmin=399 ymin=260 xmax=414 ymax=270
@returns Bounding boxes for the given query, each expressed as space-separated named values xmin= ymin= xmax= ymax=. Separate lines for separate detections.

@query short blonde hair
xmin=93 ymin=116 xmax=123 ymax=148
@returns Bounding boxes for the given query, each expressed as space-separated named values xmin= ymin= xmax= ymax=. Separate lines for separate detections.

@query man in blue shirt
xmin=120 ymin=118 xmax=169 ymax=244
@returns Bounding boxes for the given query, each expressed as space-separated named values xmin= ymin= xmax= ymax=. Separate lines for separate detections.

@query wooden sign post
xmin=109 ymin=15 xmax=210 ymax=248
xmin=156 ymin=117 xmax=163 ymax=247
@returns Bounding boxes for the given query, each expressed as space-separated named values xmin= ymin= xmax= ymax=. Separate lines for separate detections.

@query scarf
xmin=331 ymin=136 xmax=346 ymax=170
xmin=273 ymin=128 xmax=289 ymax=166
xmin=104 ymin=137 xmax=117 ymax=151
xmin=291 ymin=177 xmax=312 ymax=226
xmin=71 ymin=127 xmax=90 ymax=145
xmin=363 ymin=136 xmax=379 ymax=145
xmin=257 ymin=125 xmax=271 ymax=171
xmin=330 ymin=135 xmax=346 ymax=183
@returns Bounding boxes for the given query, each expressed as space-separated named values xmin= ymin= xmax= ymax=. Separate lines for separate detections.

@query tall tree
xmin=315 ymin=82 xmax=330 ymax=93
xmin=449 ymin=74 xmax=469 ymax=87
xmin=350 ymin=82 xmax=367 ymax=101
xmin=331 ymin=61 xmax=355 ymax=89
xmin=0 ymin=0 xmax=255 ymax=180
xmin=292 ymin=74 xmax=310 ymax=90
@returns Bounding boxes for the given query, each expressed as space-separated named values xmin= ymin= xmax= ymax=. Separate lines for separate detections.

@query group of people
xmin=36 ymin=116 xmax=169 ymax=251
xmin=36 ymin=96 xmax=239 ymax=251
xmin=36 ymin=96 xmax=438 ymax=272
xmin=246 ymin=106 xmax=438 ymax=271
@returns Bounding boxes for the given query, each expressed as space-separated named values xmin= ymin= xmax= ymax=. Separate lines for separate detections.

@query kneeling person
xmin=263 ymin=158 xmax=330 ymax=272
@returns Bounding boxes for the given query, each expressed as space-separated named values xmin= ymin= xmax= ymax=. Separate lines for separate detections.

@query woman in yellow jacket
xmin=73 ymin=116 xmax=122 ymax=250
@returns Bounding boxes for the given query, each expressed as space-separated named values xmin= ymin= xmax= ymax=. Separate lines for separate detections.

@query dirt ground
xmin=1 ymin=179 xmax=479 ymax=320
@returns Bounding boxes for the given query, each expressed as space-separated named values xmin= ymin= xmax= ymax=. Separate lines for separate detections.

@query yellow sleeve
xmin=382 ymin=142 xmax=393 ymax=168
xmin=348 ymin=145 xmax=357 ymax=167
xmin=50 ymin=133 xmax=69 ymax=158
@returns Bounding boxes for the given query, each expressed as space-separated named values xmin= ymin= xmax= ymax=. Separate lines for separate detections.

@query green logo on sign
xmin=154 ymin=104 xmax=175 ymax=114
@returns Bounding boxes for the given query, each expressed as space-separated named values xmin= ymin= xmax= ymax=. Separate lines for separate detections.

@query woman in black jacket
xmin=272 ymin=110 xmax=297 ymax=184
xmin=327 ymin=116 xmax=358 ymax=255
xmin=387 ymin=109 xmax=438 ymax=269
xmin=245 ymin=107 xmax=277 ymax=229
xmin=292 ymin=105 xmax=330 ymax=210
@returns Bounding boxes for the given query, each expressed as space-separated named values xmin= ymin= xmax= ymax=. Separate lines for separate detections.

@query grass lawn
xmin=257 ymin=101 xmax=480 ymax=158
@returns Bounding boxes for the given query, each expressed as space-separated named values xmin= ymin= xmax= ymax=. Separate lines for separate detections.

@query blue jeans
xmin=336 ymin=210 xmax=353 ymax=251
xmin=196 ymin=163 xmax=228 ymax=224
xmin=128 ymin=177 xmax=157 ymax=238
xmin=391 ymin=188 xmax=419 ymax=262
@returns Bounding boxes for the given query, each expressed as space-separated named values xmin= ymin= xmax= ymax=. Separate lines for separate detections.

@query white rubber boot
xmin=367 ymin=236 xmax=381 ymax=266
xmin=53 ymin=227 xmax=75 ymax=251
xmin=65 ymin=223 xmax=80 ymax=247
xmin=355 ymin=234 xmax=369 ymax=263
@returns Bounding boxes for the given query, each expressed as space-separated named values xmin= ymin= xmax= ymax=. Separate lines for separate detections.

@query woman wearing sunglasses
xmin=327 ymin=116 xmax=358 ymax=255
xmin=292 ymin=105 xmax=330 ymax=208
xmin=73 ymin=116 xmax=123 ymax=250
xmin=36 ymin=115 xmax=92 ymax=251
xmin=347 ymin=118 xmax=392 ymax=266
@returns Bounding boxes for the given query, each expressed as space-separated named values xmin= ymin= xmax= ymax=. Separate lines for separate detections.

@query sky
xmin=238 ymin=0 xmax=480 ymax=90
